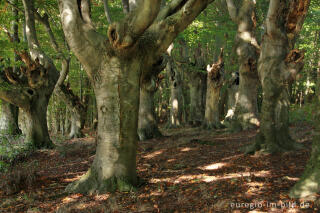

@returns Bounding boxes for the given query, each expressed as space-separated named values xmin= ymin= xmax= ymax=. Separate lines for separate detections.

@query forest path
xmin=0 ymin=124 xmax=316 ymax=212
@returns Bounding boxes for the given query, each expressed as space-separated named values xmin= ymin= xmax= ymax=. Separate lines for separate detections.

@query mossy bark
xmin=245 ymin=36 xmax=299 ymax=154
xmin=0 ymin=101 xmax=21 ymax=135
xmin=25 ymin=93 xmax=54 ymax=149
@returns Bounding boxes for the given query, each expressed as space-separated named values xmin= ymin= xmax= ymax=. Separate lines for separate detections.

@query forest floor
xmin=0 ymin=123 xmax=318 ymax=213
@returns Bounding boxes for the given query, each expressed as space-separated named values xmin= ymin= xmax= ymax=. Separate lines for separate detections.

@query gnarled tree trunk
xmin=226 ymin=0 xmax=260 ymax=131
xmin=203 ymin=49 xmax=224 ymax=129
xmin=24 ymin=92 xmax=52 ymax=148
xmin=167 ymin=57 xmax=184 ymax=128
xmin=245 ymin=0 xmax=309 ymax=154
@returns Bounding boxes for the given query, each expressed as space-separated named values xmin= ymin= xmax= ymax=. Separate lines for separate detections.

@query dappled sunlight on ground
xmin=0 ymin=124 xmax=318 ymax=212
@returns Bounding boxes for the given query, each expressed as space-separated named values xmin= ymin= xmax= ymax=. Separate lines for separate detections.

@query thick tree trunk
xmin=247 ymin=36 xmax=297 ymax=153
xmin=226 ymin=0 xmax=260 ymax=131
xmin=245 ymin=0 xmax=309 ymax=154
xmin=66 ymin=59 xmax=140 ymax=193
xmin=0 ymin=101 xmax=21 ymax=135
xmin=25 ymin=93 xmax=53 ymax=148
xmin=167 ymin=59 xmax=183 ymax=128
xmin=203 ymin=49 xmax=224 ymax=129
xmin=203 ymin=83 xmax=223 ymax=129
xmin=234 ymin=70 xmax=259 ymax=130
xmin=189 ymin=73 xmax=204 ymax=127
xmin=138 ymin=80 xmax=162 ymax=141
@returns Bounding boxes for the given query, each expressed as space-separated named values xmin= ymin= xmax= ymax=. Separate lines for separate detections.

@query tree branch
xmin=22 ymin=0 xmax=60 ymax=89
xmin=226 ymin=0 xmax=238 ymax=22
xmin=266 ymin=0 xmax=282 ymax=37
xmin=150 ymin=0 xmax=214 ymax=55
xmin=58 ymin=0 xmax=107 ymax=74
xmin=107 ymin=0 xmax=162 ymax=50
xmin=102 ymin=0 xmax=112 ymax=24
xmin=80 ymin=0 xmax=93 ymax=24
xmin=155 ymin=0 xmax=186 ymax=21
xmin=0 ymin=73 xmax=32 ymax=110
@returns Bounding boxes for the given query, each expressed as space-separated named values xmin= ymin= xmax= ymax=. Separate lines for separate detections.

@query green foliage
xmin=0 ymin=134 xmax=33 ymax=172
xmin=289 ymin=102 xmax=317 ymax=125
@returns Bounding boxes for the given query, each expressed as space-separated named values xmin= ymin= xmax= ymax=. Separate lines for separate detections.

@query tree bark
xmin=245 ymin=0 xmax=310 ymax=154
xmin=226 ymin=0 xmax=260 ymax=131
xmin=167 ymin=58 xmax=184 ymax=128
xmin=0 ymin=101 xmax=21 ymax=135
xmin=24 ymin=92 xmax=53 ymax=148
xmin=66 ymin=58 xmax=141 ymax=193
xmin=203 ymin=49 xmax=224 ymax=129
xmin=138 ymin=56 xmax=166 ymax=140
xmin=189 ymin=72 xmax=204 ymax=126
xmin=138 ymin=80 xmax=162 ymax=140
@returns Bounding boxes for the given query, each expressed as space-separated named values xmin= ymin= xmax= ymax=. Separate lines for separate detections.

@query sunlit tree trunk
xmin=245 ymin=0 xmax=309 ymax=154
xmin=167 ymin=56 xmax=184 ymax=128
xmin=203 ymin=49 xmax=224 ymax=129
xmin=226 ymin=0 xmax=260 ymax=131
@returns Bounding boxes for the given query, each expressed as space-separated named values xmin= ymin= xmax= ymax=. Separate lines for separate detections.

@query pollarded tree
xmin=245 ymin=0 xmax=310 ymax=154
xmin=187 ymin=43 xmax=207 ymax=127
xmin=226 ymin=0 xmax=260 ymax=131
xmin=203 ymin=48 xmax=224 ymax=129
xmin=0 ymin=0 xmax=60 ymax=148
xmin=59 ymin=0 xmax=214 ymax=194
xmin=167 ymin=46 xmax=184 ymax=128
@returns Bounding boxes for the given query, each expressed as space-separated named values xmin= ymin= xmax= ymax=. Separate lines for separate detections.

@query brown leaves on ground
xmin=0 ymin=124 xmax=318 ymax=212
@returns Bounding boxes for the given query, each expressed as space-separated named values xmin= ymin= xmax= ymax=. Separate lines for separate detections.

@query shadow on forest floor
xmin=0 ymin=123 xmax=318 ymax=212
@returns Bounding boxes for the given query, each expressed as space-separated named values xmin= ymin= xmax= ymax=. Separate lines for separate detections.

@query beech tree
xmin=203 ymin=48 xmax=224 ymax=129
xmin=246 ymin=0 xmax=310 ymax=154
xmin=0 ymin=0 xmax=61 ymax=148
xmin=59 ymin=0 xmax=214 ymax=193
xmin=138 ymin=55 xmax=166 ymax=140
xmin=167 ymin=44 xmax=184 ymax=128
xmin=226 ymin=0 xmax=260 ymax=131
